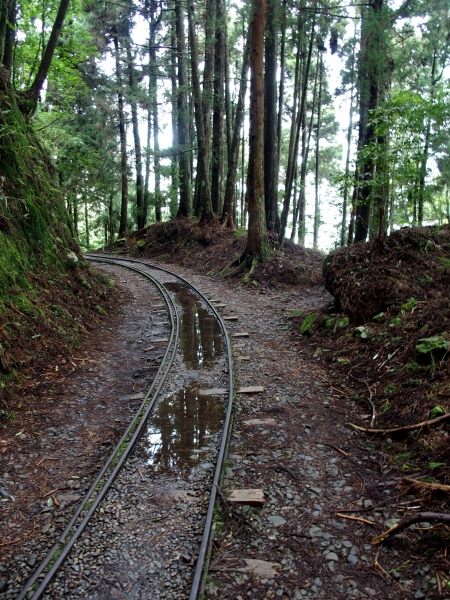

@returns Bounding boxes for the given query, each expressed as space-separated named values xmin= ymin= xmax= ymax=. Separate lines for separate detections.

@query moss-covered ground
xmin=0 ymin=71 xmax=116 ymax=410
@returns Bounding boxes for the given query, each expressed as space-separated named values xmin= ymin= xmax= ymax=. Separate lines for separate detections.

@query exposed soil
xmin=0 ymin=260 xmax=118 ymax=411
xmin=301 ymin=225 xmax=450 ymax=503
xmin=1 ymin=221 xmax=449 ymax=599
xmin=112 ymin=219 xmax=324 ymax=288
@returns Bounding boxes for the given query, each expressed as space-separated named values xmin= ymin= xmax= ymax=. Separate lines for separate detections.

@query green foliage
xmin=430 ymin=405 xmax=446 ymax=419
xmin=401 ymin=297 xmax=416 ymax=313
xmin=354 ymin=325 xmax=369 ymax=340
xmin=416 ymin=335 xmax=450 ymax=362
xmin=300 ymin=312 xmax=317 ymax=336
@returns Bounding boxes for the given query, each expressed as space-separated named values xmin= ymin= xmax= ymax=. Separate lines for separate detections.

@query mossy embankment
xmin=0 ymin=71 xmax=115 ymax=409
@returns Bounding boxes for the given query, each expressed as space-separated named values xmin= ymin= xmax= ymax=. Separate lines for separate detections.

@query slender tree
xmin=175 ymin=0 xmax=193 ymax=217
xmin=264 ymin=0 xmax=280 ymax=232
xmin=222 ymin=34 xmax=250 ymax=228
xmin=187 ymin=0 xmax=214 ymax=222
xmin=246 ymin=0 xmax=269 ymax=264
xmin=113 ymin=33 xmax=129 ymax=237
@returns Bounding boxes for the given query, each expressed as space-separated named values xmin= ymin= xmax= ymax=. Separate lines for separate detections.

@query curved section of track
xmin=15 ymin=256 xmax=234 ymax=600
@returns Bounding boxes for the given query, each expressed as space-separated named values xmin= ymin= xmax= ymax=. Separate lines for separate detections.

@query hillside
xmin=0 ymin=71 xmax=116 ymax=410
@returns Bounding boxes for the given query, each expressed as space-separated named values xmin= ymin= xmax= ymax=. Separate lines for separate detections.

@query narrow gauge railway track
xmin=15 ymin=257 xmax=234 ymax=600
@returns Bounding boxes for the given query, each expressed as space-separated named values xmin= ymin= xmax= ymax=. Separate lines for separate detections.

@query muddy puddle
xmin=164 ymin=281 xmax=223 ymax=369
xmin=137 ymin=282 xmax=225 ymax=475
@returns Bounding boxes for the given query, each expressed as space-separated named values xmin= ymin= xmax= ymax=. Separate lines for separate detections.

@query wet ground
xmin=1 ymin=259 xmax=448 ymax=600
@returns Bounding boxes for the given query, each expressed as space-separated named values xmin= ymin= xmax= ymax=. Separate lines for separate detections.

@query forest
xmin=1 ymin=0 xmax=450 ymax=256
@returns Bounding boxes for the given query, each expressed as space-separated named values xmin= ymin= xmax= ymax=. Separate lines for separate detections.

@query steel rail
xmin=84 ymin=254 xmax=235 ymax=600
xmin=16 ymin=260 xmax=180 ymax=600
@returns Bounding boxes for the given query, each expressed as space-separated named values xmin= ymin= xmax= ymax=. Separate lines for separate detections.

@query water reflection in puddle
xmin=138 ymin=282 xmax=225 ymax=475
xmin=137 ymin=383 xmax=223 ymax=474
xmin=164 ymin=281 xmax=223 ymax=369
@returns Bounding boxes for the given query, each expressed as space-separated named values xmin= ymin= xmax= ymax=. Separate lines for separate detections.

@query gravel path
xmin=0 ymin=260 xmax=444 ymax=600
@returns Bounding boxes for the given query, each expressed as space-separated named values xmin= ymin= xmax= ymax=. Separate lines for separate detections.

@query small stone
xmin=267 ymin=515 xmax=286 ymax=527
xmin=325 ymin=552 xmax=339 ymax=562
xmin=27 ymin=554 xmax=37 ymax=567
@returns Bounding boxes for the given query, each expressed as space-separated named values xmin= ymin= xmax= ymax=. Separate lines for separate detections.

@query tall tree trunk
xmin=276 ymin=0 xmax=286 ymax=183
xmin=175 ymin=0 xmax=193 ymax=218
xmin=279 ymin=11 xmax=316 ymax=243
xmin=290 ymin=164 xmax=298 ymax=241
xmin=246 ymin=0 xmax=269 ymax=262
xmin=152 ymin=85 xmax=162 ymax=222
xmin=297 ymin=60 xmax=318 ymax=245
xmin=144 ymin=88 xmax=152 ymax=223
xmin=2 ymin=0 xmax=16 ymax=74
xmin=114 ymin=34 xmax=129 ymax=238
xmin=340 ymin=26 xmax=356 ymax=246
xmin=222 ymin=34 xmax=250 ymax=228
xmin=84 ymin=196 xmax=90 ymax=250
xmin=223 ymin=6 xmax=232 ymax=156
xmin=109 ymin=192 xmax=114 ymax=241
xmin=170 ymin=22 xmax=179 ymax=218
xmin=25 ymin=0 xmax=70 ymax=114
xmin=313 ymin=51 xmax=324 ymax=250
xmin=0 ymin=0 xmax=9 ymax=65
xmin=149 ymin=1 xmax=162 ymax=222
xmin=417 ymin=51 xmax=437 ymax=226
xmin=203 ymin=0 xmax=216 ymax=162
xmin=354 ymin=0 xmax=383 ymax=242
xmin=187 ymin=0 xmax=213 ymax=222
xmin=240 ymin=119 xmax=246 ymax=227
xmin=264 ymin=0 xmax=279 ymax=232
xmin=73 ymin=192 xmax=79 ymax=238
xmin=125 ymin=29 xmax=145 ymax=230
xmin=211 ymin=0 xmax=225 ymax=214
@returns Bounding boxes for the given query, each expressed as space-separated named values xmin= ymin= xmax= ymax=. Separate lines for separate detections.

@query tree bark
xmin=340 ymin=25 xmax=356 ymax=246
xmin=264 ymin=0 xmax=279 ymax=232
xmin=170 ymin=21 xmax=179 ymax=218
xmin=279 ymin=11 xmax=315 ymax=243
xmin=2 ymin=0 xmax=15 ymax=74
xmin=354 ymin=0 xmax=384 ymax=242
xmin=187 ymin=0 xmax=213 ymax=223
xmin=297 ymin=57 xmax=317 ymax=245
xmin=26 ymin=0 xmax=70 ymax=114
xmin=0 ymin=0 xmax=9 ymax=65
xmin=222 ymin=34 xmax=250 ymax=228
xmin=246 ymin=0 xmax=269 ymax=262
xmin=124 ymin=28 xmax=145 ymax=230
xmin=276 ymin=0 xmax=286 ymax=187
xmin=175 ymin=0 xmax=193 ymax=218
xmin=203 ymin=0 xmax=216 ymax=162
xmin=313 ymin=51 xmax=324 ymax=250
xmin=113 ymin=34 xmax=129 ymax=238
xmin=211 ymin=0 xmax=225 ymax=215
xmin=149 ymin=0 xmax=163 ymax=223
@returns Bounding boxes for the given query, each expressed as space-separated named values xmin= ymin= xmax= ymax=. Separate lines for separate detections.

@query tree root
xmin=372 ymin=512 xmax=450 ymax=545
xmin=402 ymin=477 xmax=450 ymax=494
xmin=225 ymin=259 xmax=249 ymax=278
xmin=222 ymin=249 xmax=249 ymax=278
xmin=347 ymin=412 xmax=450 ymax=435
xmin=242 ymin=257 xmax=258 ymax=282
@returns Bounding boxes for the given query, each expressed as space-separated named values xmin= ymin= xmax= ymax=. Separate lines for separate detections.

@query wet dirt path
xmin=0 ymin=260 xmax=438 ymax=600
